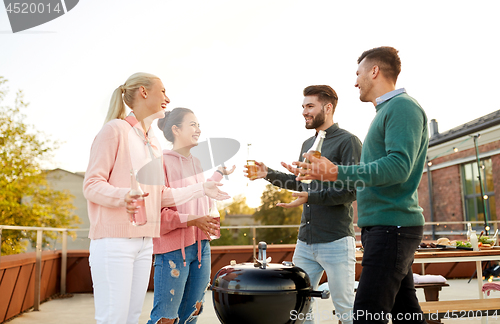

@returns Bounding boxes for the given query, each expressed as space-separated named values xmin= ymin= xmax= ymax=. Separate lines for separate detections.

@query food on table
xmin=456 ymin=241 xmax=472 ymax=248
xmin=418 ymin=242 xmax=438 ymax=248
xmin=436 ymin=238 xmax=451 ymax=246
xmin=478 ymin=236 xmax=495 ymax=245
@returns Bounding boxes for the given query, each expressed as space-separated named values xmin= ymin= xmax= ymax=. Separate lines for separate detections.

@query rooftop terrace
xmin=6 ymin=279 xmax=500 ymax=324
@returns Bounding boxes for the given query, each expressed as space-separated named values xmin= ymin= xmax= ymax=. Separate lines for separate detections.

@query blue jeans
xmin=293 ymin=237 xmax=356 ymax=324
xmin=147 ymin=241 xmax=211 ymax=324
xmin=354 ymin=226 xmax=426 ymax=324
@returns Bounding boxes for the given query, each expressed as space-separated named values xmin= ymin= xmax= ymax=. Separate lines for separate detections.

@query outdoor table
xmin=355 ymin=248 xmax=500 ymax=299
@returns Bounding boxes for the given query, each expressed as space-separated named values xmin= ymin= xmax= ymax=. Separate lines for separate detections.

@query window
xmin=462 ymin=158 xmax=496 ymax=230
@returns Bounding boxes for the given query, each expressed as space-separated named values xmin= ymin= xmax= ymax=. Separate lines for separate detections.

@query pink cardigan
xmin=153 ymin=150 xmax=222 ymax=266
xmin=83 ymin=116 xmax=205 ymax=240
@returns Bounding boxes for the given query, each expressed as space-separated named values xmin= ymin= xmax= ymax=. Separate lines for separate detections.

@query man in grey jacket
xmin=245 ymin=85 xmax=362 ymax=324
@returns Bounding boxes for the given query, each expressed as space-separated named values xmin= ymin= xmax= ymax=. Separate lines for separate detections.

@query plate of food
xmin=479 ymin=234 xmax=496 ymax=248
xmin=417 ymin=238 xmax=473 ymax=251
xmin=418 ymin=242 xmax=440 ymax=250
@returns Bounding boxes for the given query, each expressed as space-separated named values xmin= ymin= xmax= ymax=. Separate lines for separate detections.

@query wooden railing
xmin=0 ymin=221 xmax=498 ymax=322
xmin=0 ymin=226 xmax=71 ymax=311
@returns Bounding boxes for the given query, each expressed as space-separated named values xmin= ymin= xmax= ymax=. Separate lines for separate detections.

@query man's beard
xmin=305 ymin=107 xmax=325 ymax=129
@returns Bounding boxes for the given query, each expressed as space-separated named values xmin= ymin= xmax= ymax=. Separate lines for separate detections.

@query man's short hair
xmin=357 ymin=46 xmax=401 ymax=82
xmin=303 ymin=85 xmax=338 ymax=110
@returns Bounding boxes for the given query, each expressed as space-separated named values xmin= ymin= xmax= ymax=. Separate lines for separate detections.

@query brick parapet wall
xmin=420 ymin=140 xmax=500 ymax=237
xmin=491 ymin=154 xmax=500 ymax=223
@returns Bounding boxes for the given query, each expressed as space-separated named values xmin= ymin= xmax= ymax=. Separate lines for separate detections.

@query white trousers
xmin=89 ymin=237 xmax=153 ymax=324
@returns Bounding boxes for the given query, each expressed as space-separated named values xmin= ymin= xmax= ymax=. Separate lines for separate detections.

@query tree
xmin=253 ymin=184 xmax=302 ymax=244
xmin=0 ymin=77 xmax=80 ymax=255
xmin=210 ymin=194 xmax=255 ymax=246
xmin=210 ymin=227 xmax=253 ymax=246
xmin=219 ymin=194 xmax=255 ymax=218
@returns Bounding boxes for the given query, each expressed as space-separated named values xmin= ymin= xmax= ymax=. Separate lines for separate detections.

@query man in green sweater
xmin=293 ymin=46 xmax=429 ymax=323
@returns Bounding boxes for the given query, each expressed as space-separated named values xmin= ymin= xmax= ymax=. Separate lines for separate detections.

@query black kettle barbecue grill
xmin=211 ymin=242 xmax=330 ymax=324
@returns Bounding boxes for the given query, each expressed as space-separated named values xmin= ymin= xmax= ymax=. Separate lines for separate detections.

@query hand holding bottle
xmin=244 ymin=161 xmax=268 ymax=180
xmin=298 ymin=130 xmax=326 ymax=184
xmin=126 ymin=169 xmax=148 ymax=226
xmin=244 ymin=144 xmax=268 ymax=180
xmin=208 ymin=200 xmax=221 ymax=240
xmin=293 ymin=153 xmax=338 ymax=182
xmin=187 ymin=215 xmax=219 ymax=239
xmin=125 ymin=192 xmax=149 ymax=214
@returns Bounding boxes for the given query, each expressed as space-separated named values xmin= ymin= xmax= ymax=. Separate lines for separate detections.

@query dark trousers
xmin=353 ymin=226 xmax=426 ymax=324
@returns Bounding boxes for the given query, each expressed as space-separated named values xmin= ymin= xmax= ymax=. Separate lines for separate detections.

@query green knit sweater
xmin=337 ymin=93 xmax=428 ymax=227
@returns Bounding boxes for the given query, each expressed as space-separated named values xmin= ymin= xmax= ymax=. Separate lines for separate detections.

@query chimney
xmin=429 ymin=119 xmax=439 ymax=137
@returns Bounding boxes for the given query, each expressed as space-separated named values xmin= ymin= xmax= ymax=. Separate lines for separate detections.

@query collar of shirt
xmin=318 ymin=123 xmax=339 ymax=139
xmin=375 ymin=88 xmax=406 ymax=106
xmin=127 ymin=112 xmax=151 ymax=135
xmin=126 ymin=112 xmax=161 ymax=159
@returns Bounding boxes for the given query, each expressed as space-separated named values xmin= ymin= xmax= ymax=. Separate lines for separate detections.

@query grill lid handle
xmin=257 ymin=241 xmax=267 ymax=269
xmin=309 ymin=290 xmax=330 ymax=299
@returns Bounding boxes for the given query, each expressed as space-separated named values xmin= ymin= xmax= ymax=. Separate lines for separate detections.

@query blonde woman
xmin=83 ymin=73 xmax=229 ymax=324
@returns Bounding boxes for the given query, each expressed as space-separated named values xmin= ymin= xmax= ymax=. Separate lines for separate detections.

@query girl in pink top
xmin=147 ymin=108 xmax=235 ymax=324
xmin=83 ymin=74 xmax=230 ymax=324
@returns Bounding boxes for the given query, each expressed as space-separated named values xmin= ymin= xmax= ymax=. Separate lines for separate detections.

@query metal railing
xmin=0 ymin=220 xmax=498 ymax=312
xmin=221 ymin=224 xmax=300 ymax=260
xmin=222 ymin=221 xmax=499 ymax=257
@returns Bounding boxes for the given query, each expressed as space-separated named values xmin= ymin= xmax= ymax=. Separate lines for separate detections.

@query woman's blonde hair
xmin=104 ymin=72 xmax=160 ymax=124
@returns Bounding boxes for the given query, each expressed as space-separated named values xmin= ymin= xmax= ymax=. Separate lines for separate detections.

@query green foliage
xmin=211 ymin=185 xmax=303 ymax=246
xmin=211 ymin=194 xmax=255 ymax=246
xmin=218 ymin=194 xmax=255 ymax=219
xmin=210 ymin=227 xmax=253 ymax=246
xmin=0 ymin=77 xmax=80 ymax=255
xmin=253 ymin=184 xmax=302 ymax=244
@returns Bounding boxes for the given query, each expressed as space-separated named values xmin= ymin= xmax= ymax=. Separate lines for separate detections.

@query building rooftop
xmin=6 ymin=279 xmax=498 ymax=324
xmin=429 ymin=109 xmax=500 ymax=147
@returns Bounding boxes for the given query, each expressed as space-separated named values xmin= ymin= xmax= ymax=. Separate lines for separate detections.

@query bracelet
xmin=216 ymin=170 xmax=224 ymax=176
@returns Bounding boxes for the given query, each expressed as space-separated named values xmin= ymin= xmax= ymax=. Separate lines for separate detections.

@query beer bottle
xmin=129 ymin=169 xmax=147 ymax=226
xmin=246 ymin=143 xmax=259 ymax=180
xmin=300 ymin=130 xmax=326 ymax=184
